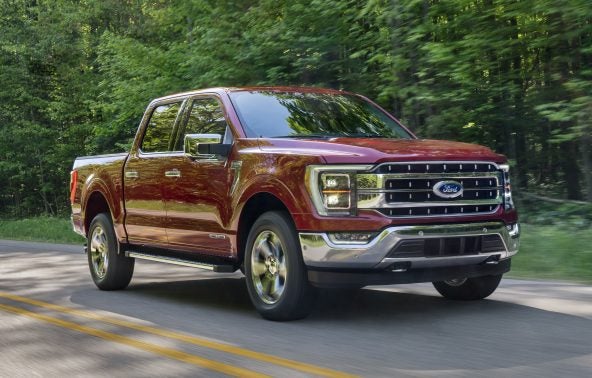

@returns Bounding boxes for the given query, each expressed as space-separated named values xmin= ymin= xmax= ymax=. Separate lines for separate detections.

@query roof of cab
xmin=148 ymin=86 xmax=350 ymax=107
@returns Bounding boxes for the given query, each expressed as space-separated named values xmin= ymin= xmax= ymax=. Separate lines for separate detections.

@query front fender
xmin=233 ymin=174 xmax=304 ymax=219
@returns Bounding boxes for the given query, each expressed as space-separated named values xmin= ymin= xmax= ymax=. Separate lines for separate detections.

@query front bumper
xmin=299 ymin=221 xmax=520 ymax=270
xmin=307 ymin=258 xmax=511 ymax=288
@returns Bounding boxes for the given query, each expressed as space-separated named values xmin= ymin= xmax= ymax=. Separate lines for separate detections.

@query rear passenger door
xmin=123 ymin=99 xmax=185 ymax=247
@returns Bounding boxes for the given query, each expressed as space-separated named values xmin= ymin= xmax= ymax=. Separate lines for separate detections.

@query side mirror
xmin=184 ymin=133 xmax=231 ymax=159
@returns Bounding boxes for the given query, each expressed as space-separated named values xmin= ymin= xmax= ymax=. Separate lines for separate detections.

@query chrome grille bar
xmin=357 ymin=161 xmax=504 ymax=218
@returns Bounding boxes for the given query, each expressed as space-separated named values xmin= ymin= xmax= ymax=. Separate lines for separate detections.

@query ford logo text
xmin=433 ymin=181 xmax=464 ymax=199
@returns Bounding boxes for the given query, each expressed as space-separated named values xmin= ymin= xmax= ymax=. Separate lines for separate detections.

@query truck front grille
xmin=376 ymin=162 xmax=498 ymax=174
xmin=377 ymin=205 xmax=499 ymax=217
xmin=357 ymin=162 xmax=504 ymax=218
xmin=387 ymin=234 xmax=506 ymax=258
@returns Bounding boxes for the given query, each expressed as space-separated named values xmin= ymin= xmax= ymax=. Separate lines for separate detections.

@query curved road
xmin=1 ymin=239 xmax=591 ymax=377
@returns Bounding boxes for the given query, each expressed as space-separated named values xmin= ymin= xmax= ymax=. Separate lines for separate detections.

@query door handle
xmin=165 ymin=169 xmax=181 ymax=178
xmin=125 ymin=171 xmax=139 ymax=179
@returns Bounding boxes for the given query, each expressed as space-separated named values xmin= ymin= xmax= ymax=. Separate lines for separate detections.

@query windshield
xmin=228 ymin=91 xmax=413 ymax=139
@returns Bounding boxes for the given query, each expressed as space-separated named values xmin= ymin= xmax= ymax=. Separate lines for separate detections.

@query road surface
xmin=1 ymin=239 xmax=591 ymax=377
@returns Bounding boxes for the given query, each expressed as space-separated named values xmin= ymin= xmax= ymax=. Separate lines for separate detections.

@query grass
xmin=0 ymin=217 xmax=85 ymax=245
xmin=508 ymin=224 xmax=592 ymax=284
xmin=0 ymin=217 xmax=590 ymax=284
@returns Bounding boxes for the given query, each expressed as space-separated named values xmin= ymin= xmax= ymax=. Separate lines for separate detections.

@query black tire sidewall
xmin=244 ymin=211 xmax=313 ymax=320
xmin=433 ymin=274 xmax=503 ymax=300
xmin=87 ymin=213 xmax=133 ymax=290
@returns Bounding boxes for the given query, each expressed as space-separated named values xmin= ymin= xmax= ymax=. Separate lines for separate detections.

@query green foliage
xmin=0 ymin=217 xmax=85 ymax=244
xmin=509 ymin=224 xmax=592 ymax=283
xmin=517 ymin=196 xmax=592 ymax=229
xmin=0 ymin=0 xmax=591 ymax=218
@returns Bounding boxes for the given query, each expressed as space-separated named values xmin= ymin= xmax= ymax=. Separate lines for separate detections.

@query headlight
xmin=306 ymin=165 xmax=373 ymax=216
xmin=320 ymin=173 xmax=351 ymax=209
xmin=499 ymin=164 xmax=514 ymax=210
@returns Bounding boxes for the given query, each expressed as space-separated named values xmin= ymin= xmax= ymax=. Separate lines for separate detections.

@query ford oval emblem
xmin=433 ymin=180 xmax=463 ymax=199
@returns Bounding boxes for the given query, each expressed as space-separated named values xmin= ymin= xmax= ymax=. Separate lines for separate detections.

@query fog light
xmin=507 ymin=223 xmax=520 ymax=238
xmin=328 ymin=232 xmax=375 ymax=244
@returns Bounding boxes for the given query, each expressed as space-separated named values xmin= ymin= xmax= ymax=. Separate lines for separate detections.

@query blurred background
xmin=0 ymin=0 xmax=590 ymax=281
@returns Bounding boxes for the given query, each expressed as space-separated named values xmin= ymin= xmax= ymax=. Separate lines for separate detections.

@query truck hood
xmin=258 ymin=137 xmax=506 ymax=164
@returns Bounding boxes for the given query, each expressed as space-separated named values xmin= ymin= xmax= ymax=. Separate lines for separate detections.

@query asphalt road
xmin=1 ymin=240 xmax=591 ymax=377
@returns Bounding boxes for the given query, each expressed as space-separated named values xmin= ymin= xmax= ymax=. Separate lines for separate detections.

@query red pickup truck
xmin=71 ymin=87 xmax=520 ymax=320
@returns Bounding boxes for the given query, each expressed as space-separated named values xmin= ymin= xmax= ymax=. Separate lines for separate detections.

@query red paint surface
xmin=72 ymin=87 xmax=517 ymax=260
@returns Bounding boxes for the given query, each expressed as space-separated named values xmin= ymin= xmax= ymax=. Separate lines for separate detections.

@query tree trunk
xmin=561 ymin=140 xmax=582 ymax=200
xmin=581 ymin=132 xmax=592 ymax=201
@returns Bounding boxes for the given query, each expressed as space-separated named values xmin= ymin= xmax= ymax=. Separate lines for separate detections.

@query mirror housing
xmin=184 ymin=133 xmax=230 ymax=159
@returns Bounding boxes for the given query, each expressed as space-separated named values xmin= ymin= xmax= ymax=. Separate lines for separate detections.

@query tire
xmin=433 ymin=274 xmax=503 ymax=300
xmin=87 ymin=213 xmax=134 ymax=290
xmin=244 ymin=211 xmax=317 ymax=321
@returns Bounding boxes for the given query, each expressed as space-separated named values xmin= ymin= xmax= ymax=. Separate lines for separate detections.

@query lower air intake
xmin=387 ymin=235 xmax=506 ymax=258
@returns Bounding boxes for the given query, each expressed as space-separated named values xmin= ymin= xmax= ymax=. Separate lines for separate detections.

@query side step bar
xmin=126 ymin=251 xmax=236 ymax=273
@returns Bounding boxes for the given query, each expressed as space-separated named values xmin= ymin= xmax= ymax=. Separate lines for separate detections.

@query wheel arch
xmin=80 ymin=171 xmax=126 ymax=242
xmin=236 ymin=192 xmax=295 ymax=266
xmin=84 ymin=191 xmax=112 ymax=237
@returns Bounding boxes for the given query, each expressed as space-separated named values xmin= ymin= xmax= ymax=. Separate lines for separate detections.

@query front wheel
xmin=433 ymin=274 xmax=503 ymax=300
xmin=87 ymin=213 xmax=134 ymax=290
xmin=245 ymin=211 xmax=316 ymax=321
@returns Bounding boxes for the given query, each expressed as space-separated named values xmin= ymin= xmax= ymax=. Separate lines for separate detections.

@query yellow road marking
xmin=0 ymin=302 xmax=267 ymax=378
xmin=0 ymin=292 xmax=357 ymax=378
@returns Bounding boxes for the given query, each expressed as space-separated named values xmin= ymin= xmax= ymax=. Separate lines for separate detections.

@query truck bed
xmin=71 ymin=152 xmax=129 ymax=238
xmin=72 ymin=152 xmax=128 ymax=168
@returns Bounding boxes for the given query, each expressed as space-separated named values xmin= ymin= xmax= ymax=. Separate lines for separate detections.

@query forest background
xmin=0 ymin=0 xmax=591 ymax=228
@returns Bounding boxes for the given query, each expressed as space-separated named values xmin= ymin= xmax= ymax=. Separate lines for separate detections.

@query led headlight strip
xmin=499 ymin=164 xmax=515 ymax=210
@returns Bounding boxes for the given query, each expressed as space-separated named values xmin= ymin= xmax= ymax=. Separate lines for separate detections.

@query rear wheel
xmin=433 ymin=274 xmax=502 ymax=300
xmin=87 ymin=213 xmax=134 ymax=290
xmin=245 ymin=211 xmax=316 ymax=320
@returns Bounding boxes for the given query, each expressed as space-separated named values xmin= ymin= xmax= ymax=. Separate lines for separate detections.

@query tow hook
xmin=390 ymin=262 xmax=411 ymax=272
xmin=483 ymin=255 xmax=500 ymax=265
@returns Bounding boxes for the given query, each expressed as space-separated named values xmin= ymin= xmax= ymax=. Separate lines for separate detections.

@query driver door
xmin=163 ymin=96 xmax=235 ymax=256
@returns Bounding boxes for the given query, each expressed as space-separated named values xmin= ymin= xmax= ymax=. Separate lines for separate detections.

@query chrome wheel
xmin=444 ymin=278 xmax=467 ymax=287
xmin=250 ymin=230 xmax=287 ymax=305
xmin=90 ymin=225 xmax=109 ymax=279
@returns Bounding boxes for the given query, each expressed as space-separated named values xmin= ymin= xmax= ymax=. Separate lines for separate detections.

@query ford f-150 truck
xmin=71 ymin=87 xmax=520 ymax=320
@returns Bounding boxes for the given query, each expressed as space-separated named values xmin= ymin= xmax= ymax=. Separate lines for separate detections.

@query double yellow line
xmin=0 ymin=292 xmax=356 ymax=377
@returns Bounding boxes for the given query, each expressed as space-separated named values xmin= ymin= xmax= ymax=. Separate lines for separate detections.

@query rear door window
xmin=141 ymin=102 xmax=182 ymax=153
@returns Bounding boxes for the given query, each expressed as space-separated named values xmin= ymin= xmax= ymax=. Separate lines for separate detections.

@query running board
xmin=126 ymin=251 xmax=236 ymax=273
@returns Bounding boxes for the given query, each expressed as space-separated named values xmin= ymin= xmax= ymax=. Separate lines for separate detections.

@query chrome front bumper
xmin=299 ymin=222 xmax=520 ymax=269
